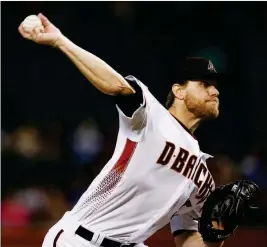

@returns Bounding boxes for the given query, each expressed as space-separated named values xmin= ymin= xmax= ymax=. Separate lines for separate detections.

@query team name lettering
xmin=156 ymin=142 xmax=175 ymax=165
xmin=170 ymin=147 xmax=189 ymax=174
xmin=156 ymin=141 xmax=214 ymax=204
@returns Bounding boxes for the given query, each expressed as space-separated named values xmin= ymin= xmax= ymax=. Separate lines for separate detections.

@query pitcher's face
xmin=184 ymin=80 xmax=219 ymax=119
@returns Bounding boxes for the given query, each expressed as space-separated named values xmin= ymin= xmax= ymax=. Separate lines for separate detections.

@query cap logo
xmin=208 ymin=60 xmax=216 ymax=72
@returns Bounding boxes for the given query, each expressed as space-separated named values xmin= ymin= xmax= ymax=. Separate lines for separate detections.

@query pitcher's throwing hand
xmin=18 ymin=13 xmax=62 ymax=46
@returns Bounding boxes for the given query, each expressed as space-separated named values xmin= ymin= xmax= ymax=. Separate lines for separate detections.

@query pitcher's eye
xmin=200 ymin=81 xmax=208 ymax=88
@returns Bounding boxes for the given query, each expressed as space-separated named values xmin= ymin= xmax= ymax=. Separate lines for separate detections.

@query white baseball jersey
xmin=69 ymin=75 xmax=215 ymax=243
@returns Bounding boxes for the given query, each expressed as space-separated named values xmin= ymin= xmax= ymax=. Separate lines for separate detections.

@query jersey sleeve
xmin=115 ymin=76 xmax=144 ymax=118
xmin=170 ymin=213 xmax=199 ymax=236
xmin=115 ymin=75 xmax=153 ymax=141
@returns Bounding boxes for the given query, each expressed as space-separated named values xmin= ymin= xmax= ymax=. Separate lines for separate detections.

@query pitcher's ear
xmin=172 ymin=84 xmax=185 ymax=100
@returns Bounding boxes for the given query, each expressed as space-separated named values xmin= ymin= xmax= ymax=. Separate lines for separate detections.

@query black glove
xmin=198 ymin=180 xmax=261 ymax=243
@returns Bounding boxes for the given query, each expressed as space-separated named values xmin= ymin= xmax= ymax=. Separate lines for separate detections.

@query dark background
xmin=1 ymin=1 xmax=267 ymax=230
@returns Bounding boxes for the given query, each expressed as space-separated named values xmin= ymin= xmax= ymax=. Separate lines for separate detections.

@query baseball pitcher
xmin=18 ymin=14 xmax=261 ymax=247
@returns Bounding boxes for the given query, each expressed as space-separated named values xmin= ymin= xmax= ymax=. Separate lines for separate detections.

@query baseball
xmin=22 ymin=15 xmax=44 ymax=34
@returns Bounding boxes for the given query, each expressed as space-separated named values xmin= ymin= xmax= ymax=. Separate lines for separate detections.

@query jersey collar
xmin=169 ymin=113 xmax=213 ymax=160
xmin=169 ymin=113 xmax=197 ymax=140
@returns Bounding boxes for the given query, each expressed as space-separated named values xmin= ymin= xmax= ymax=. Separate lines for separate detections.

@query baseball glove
xmin=198 ymin=180 xmax=261 ymax=243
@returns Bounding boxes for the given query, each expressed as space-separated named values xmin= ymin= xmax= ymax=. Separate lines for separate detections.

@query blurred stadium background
xmin=1 ymin=1 xmax=267 ymax=247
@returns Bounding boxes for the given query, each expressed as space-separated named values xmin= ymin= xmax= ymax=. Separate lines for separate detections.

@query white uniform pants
xmin=41 ymin=212 xmax=148 ymax=247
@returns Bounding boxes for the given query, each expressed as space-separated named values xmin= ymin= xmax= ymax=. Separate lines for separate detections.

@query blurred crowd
xmin=1 ymin=120 xmax=267 ymax=228
xmin=1 ymin=119 xmax=105 ymax=227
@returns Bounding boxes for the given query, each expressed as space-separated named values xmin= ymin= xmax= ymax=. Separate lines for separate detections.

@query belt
xmin=75 ymin=225 xmax=136 ymax=247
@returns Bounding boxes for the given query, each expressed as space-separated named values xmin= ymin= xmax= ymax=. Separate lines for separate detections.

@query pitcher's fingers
xmin=38 ymin=13 xmax=51 ymax=27
xmin=18 ymin=24 xmax=31 ymax=39
xmin=33 ymin=26 xmax=44 ymax=36
xmin=18 ymin=24 xmax=25 ymax=36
